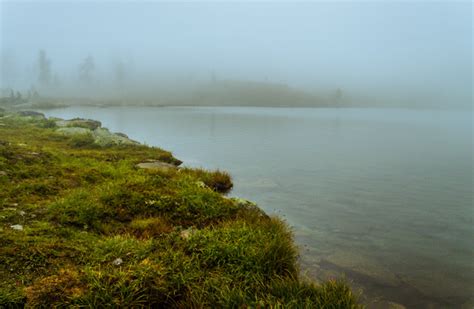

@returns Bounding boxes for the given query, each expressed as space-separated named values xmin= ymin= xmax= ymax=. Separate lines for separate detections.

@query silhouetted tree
xmin=115 ymin=60 xmax=126 ymax=87
xmin=15 ymin=91 xmax=22 ymax=103
xmin=333 ymin=88 xmax=343 ymax=105
xmin=37 ymin=50 xmax=51 ymax=86
xmin=79 ymin=55 xmax=95 ymax=85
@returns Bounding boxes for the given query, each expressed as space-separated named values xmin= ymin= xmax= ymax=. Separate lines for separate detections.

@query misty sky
xmin=0 ymin=1 xmax=472 ymax=105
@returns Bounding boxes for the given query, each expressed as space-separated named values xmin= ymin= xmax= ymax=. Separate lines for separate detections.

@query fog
xmin=0 ymin=1 xmax=472 ymax=108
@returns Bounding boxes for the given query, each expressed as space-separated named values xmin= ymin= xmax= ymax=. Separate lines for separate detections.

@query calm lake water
xmin=43 ymin=106 xmax=473 ymax=308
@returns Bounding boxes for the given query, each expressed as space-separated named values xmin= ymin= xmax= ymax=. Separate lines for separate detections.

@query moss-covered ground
xmin=0 ymin=111 xmax=361 ymax=308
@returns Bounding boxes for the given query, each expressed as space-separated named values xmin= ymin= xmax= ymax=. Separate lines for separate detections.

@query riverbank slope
xmin=0 ymin=110 xmax=360 ymax=307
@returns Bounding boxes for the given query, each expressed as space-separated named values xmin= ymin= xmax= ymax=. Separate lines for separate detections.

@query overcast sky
xmin=0 ymin=1 xmax=472 ymax=105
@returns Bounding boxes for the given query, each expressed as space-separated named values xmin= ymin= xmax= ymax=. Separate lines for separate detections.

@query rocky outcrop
xmin=55 ymin=118 xmax=101 ymax=130
xmin=136 ymin=160 xmax=177 ymax=171
xmin=228 ymin=197 xmax=270 ymax=218
xmin=93 ymin=128 xmax=139 ymax=146
xmin=56 ymin=127 xmax=91 ymax=136
xmin=54 ymin=118 xmax=139 ymax=146
xmin=17 ymin=111 xmax=46 ymax=119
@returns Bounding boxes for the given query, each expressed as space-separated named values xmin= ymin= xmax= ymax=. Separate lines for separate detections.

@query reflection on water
xmin=43 ymin=106 xmax=473 ymax=308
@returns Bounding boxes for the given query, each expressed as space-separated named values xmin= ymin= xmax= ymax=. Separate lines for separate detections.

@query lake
xmin=43 ymin=106 xmax=473 ymax=308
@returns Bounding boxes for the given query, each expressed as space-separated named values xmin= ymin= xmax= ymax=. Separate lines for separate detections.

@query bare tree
xmin=115 ymin=60 xmax=126 ymax=87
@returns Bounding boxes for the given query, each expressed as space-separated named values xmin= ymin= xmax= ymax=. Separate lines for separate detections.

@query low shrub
xmin=129 ymin=217 xmax=174 ymax=238
xmin=68 ymin=133 xmax=95 ymax=148
xmin=49 ymin=189 xmax=110 ymax=229
xmin=182 ymin=168 xmax=233 ymax=193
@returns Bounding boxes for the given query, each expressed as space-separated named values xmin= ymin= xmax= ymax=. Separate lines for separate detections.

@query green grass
xmin=0 ymin=112 xmax=362 ymax=308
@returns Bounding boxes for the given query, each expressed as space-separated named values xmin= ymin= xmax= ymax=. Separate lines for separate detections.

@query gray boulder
xmin=55 ymin=118 xmax=101 ymax=130
xmin=56 ymin=127 xmax=91 ymax=135
xmin=93 ymin=128 xmax=139 ymax=146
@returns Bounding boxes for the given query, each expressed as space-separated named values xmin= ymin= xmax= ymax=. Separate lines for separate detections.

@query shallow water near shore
xmin=43 ymin=106 xmax=473 ymax=308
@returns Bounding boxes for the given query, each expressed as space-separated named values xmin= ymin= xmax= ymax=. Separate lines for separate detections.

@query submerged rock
xmin=321 ymin=252 xmax=401 ymax=288
xmin=367 ymin=300 xmax=407 ymax=309
xmin=136 ymin=161 xmax=177 ymax=171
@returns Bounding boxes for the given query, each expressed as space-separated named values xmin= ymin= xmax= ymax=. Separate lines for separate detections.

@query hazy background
xmin=0 ymin=0 xmax=472 ymax=108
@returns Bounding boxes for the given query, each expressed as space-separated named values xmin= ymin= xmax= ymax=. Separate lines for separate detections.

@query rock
xmin=228 ymin=197 xmax=269 ymax=218
xmin=56 ymin=126 xmax=139 ymax=147
xmin=0 ymin=171 xmax=7 ymax=176
xmin=92 ymin=128 xmax=139 ymax=146
xmin=322 ymin=252 xmax=401 ymax=288
xmin=115 ymin=132 xmax=128 ymax=138
xmin=55 ymin=118 xmax=101 ymax=130
xmin=136 ymin=161 xmax=177 ymax=171
xmin=17 ymin=111 xmax=45 ymax=119
xmin=195 ymin=181 xmax=207 ymax=188
xmin=386 ymin=302 xmax=407 ymax=309
xmin=10 ymin=224 xmax=23 ymax=231
xmin=56 ymin=127 xmax=91 ymax=136
xmin=230 ymin=197 xmax=258 ymax=208
xmin=112 ymin=258 xmax=123 ymax=266
xmin=180 ymin=228 xmax=195 ymax=240
xmin=367 ymin=300 xmax=407 ymax=309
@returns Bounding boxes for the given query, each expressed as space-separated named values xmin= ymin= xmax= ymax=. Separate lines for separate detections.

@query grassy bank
xmin=0 ymin=110 xmax=361 ymax=307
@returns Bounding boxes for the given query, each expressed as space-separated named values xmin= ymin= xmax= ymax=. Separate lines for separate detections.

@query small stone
xmin=195 ymin=181 xmax=206 ymax=188
xmin=112 ymin=258 xmax=123 ymax=266
xmin=0 ymin=171 xmax=7 ymax=176
xmin=180 ymin=228 xmax=195 ymax=240
xmin=10 ymin=224 xmax=23 ymax=231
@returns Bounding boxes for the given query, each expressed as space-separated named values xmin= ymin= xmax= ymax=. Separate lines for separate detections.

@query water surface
xmin=43 ymin=106 xmax=473 ymax=308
